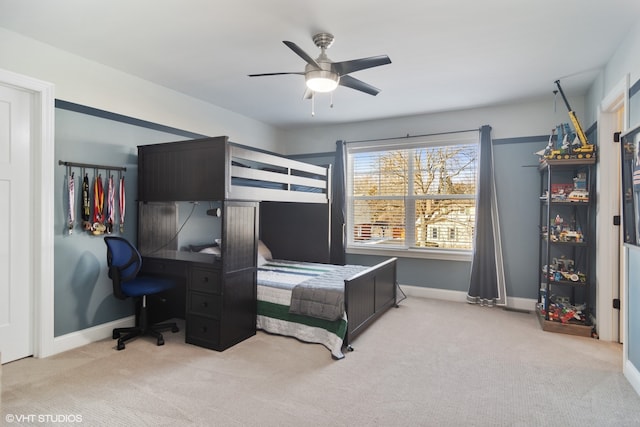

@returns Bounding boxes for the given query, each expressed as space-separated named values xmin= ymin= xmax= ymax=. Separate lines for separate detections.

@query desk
xmin=141 ymin=250 xmax=256 ymax=351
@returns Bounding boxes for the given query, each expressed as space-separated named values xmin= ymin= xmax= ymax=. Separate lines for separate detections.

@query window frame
xmin=345 ymin=132 xmax=479 ymax=261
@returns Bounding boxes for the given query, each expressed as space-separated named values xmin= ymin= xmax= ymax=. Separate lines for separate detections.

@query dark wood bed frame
xmin=343 ymin=257 xmax=397 ymax=348
xmin=137 ymin=135 xmax=398 ymax=351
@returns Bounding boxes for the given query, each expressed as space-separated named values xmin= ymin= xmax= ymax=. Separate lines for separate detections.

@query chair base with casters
xmin=112 ymin=294 xmax=180 ymax=351
xmin=104 ymin=236 xmax=180 ymax=351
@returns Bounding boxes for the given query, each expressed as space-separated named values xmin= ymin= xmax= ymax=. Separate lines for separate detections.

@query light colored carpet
xmin=2 ymin=296 xmax=640 ymax=426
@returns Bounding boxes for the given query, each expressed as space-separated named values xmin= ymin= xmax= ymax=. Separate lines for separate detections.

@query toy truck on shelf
xmin=541 ymin=80 xmax=596 ymax=160
xmin=542 ymin=122 xmax=594 ymax=160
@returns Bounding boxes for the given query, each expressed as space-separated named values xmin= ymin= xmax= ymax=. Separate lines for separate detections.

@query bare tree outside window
xmin=348 ymin=138 xmax=478 ymax=251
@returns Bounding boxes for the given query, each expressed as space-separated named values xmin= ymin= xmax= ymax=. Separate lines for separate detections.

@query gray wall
xmin=492 ymin=137 xmax=547 ymax=299
xmin=54 ymin=107 xmax=193 ymax=336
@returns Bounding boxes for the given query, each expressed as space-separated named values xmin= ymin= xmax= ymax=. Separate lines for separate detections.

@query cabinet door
xmin=138 ymin=136 xmax=227 ymax=201
xmin=222 ymin=201 xmax=258 ymax=272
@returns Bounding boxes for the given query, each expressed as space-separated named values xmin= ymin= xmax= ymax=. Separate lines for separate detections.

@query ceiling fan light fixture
xmin=305 ymin=70 xmax=339 ymax=93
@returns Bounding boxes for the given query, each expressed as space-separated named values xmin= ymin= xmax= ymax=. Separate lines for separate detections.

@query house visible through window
xmin=346 ymin=131 xmax=479 ymax=253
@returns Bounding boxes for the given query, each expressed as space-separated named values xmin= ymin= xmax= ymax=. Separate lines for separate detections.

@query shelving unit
xmin=537 ymin=158 xmax=596 ymax=337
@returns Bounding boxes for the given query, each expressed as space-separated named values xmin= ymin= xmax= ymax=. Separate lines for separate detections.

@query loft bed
xmin=137 ymin=135 xmax=330 ymax=203
xmin=137 ymin=136 xmax=398 ymax=358
xmin=226 ymin=143 xmax=329 ymax=203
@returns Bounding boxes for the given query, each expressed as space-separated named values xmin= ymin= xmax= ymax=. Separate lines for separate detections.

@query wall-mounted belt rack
xmin=58 ymin=160 xmax=127 ymax=172
xmin=59 ymin=160 xmax=128 ymax=236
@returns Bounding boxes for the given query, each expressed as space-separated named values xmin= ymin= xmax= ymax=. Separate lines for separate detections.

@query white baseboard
xmin=399 ymin=284 xmax=536 ymax=312
xmin=49 ymin=316 xmax=135 ymax=357
xmin=625 ymin=359 xmax=640 ymax=396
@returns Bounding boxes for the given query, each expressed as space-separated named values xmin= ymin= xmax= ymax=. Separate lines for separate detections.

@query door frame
xmin=597 ymin=74 xmax=629 ymax=344
xmin=0 ymin=68 xmax=55 ymax=360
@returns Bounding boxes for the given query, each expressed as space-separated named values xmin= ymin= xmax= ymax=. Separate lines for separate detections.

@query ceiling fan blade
xmin=332 ymin=55 xmax=391 ymax=75
xmin=248 ymin=72 xmax=304 ymax=77
xmin=339 ymin=75 xmax=381 ymax=96
xmin=283 ymin=41 xmax=321 ymax=69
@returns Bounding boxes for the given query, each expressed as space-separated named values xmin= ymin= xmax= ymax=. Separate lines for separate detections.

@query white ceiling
xmin=1 ymin=0 xmax=639 ymax=129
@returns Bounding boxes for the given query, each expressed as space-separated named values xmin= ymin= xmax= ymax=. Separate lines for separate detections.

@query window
xmin=346 ymin=132 xmax=479 ymax=255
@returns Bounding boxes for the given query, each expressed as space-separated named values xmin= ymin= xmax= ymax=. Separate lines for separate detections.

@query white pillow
xmin=200 ymin=246 xmax=221 ymax=256
xmin=257 ymin=240 xmax=272 ymax=265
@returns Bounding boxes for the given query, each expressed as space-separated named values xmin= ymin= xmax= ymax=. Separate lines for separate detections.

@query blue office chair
xmin=104 ymin=236 xmax=179 ymax=350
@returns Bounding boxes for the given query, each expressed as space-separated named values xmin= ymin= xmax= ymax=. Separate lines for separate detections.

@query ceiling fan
xmin=248 ymin=32 xmax=391 ymax=98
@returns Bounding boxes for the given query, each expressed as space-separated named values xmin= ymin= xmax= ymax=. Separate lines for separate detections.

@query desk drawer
xmin=190 ymin=267 xmax=221 ymax=293
xmin=141 ymin=258 xmax=187 ymax=277
xmin=188 ymin=292 xmax=221 ymax=318
xmin=186 ymin=314 xmax=220 ymax=348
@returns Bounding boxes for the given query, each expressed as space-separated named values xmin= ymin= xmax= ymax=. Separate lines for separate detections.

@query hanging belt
xmin=106 ymin=175 xmax=114 ymax=234
xmin=92 ymin=175 xmax=105 ymax=234
xmin=119 ymin=176 xmax=126 ymax=233
xmin=82 ymin=173 xmax=91 ymax=230
xmin=67 ymin=170 xmax=75 ymax=234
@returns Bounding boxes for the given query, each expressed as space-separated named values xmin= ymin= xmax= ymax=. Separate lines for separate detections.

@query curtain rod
xmin=58 ymin=160 xmax=127 ymax=172
xmin=344 ymin=127 xmax=480 ymax=145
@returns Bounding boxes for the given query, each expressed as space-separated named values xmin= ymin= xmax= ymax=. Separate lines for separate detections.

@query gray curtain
xmin=330 ymin=140 xmax=347 ymax=265
xmin=467 ymin=125 xmax=506 ymax=306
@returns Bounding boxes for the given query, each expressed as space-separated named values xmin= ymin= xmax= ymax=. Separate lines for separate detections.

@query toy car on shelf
xmin=567 ymin=189 xmax=589 ymax=202
xmin=559 ymin=229 xmax=583 ymax=243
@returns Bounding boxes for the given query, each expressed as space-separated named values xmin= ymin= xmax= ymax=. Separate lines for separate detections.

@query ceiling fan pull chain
xmin=330 ymin=91 xmax=334 ymax=109
xmin=311 ymin=93 xmax=315 ymax=117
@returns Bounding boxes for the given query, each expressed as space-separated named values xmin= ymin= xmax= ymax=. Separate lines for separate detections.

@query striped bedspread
xmin=256 ymin=260 xmax=367 ymax=359
xmin=257 ymin=260 xmax=337 ymax=289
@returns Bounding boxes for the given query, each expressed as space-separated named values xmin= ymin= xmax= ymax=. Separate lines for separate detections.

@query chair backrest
xmin=104 ymin=236 xmax=142 ymax=300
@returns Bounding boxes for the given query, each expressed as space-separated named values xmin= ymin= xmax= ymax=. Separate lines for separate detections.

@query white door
xmin=0 ymin=84 xmax=33 ymax=364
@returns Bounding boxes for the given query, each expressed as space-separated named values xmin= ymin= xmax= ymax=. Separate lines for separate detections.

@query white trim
xmin=0 ymin=68 xmax=55 ymax=359
xmin=345 ymin=133 xmax=480 ymax=255
xmin=399 ymin=283 xmax=536 ymax=312
xmin=599 ymin=74 xmax=630 ymax=130
xmin=597 ymin=74 xmax=627 ymax=344
xmin=51 ymin=316 xmax=134 ymax=355
xmin=596 ymin=108 xmax=623 ymax=342
xmin=347 ymin=246 xmax=472 ymax=262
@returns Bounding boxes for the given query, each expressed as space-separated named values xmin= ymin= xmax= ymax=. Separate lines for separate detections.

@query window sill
xmin=346 ymin=245 xmax=473 ymax=262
